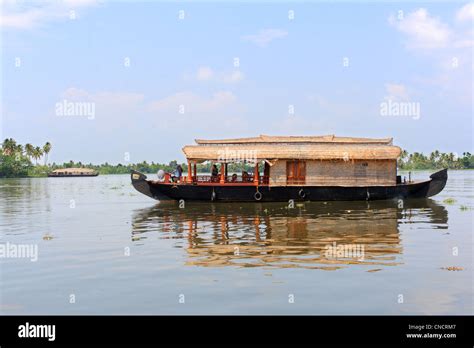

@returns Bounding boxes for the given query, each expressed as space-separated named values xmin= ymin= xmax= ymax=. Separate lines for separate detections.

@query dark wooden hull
xmin=131 ymin=169 xmax=447 ymax=202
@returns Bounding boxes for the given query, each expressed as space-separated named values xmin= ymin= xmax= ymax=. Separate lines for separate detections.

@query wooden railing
xmin=163 ymin=174 xmax=270 ymax=185
xmin=225 ymin=175 xmax=254 ymax=183
xmin=195 ymin=175 xmax=219 ymax=183
xmin=182 ymin=175 xmax=270 ymax=185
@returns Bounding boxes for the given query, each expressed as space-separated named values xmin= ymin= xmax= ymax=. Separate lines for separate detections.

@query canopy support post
xmin=254 ymin=162 xmax=259 ymax=186
xmin=187 ymin=160 xmax=192 ymax=183
xmin=220 ymin=163 xmax=225 ymax=184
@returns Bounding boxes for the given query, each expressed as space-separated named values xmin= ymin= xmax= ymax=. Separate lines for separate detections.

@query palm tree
xmin=15 ymin=144 xmax=24 ymax=155
xmin=2 ymin=138 xmax=16 ymax=156
xmin=25 ymin=144 xmax=34 ymax=161
xmin=33 ymin=146 xmax=43 ymax=165
xmin=400 ymin=149 xmax=408 ymax=163
xmin=43 ymin=142 xmax=52 ymax=165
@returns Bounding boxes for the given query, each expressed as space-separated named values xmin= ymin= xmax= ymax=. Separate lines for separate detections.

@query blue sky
xmin=1 ymin=1 xmax=473 ymax=164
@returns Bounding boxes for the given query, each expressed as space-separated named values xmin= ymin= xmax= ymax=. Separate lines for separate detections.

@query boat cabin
xmin=167 ymin=135 xmax=401 ymax=187
xmin=48 ymin=167 xmax=98 ymax=177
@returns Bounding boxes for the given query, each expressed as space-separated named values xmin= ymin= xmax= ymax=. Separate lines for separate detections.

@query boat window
xmin=286 ymin=160 xmax=306 ymax=185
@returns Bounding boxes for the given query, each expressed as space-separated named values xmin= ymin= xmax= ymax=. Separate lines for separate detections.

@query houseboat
xmin=48 ymin=168 xmax=99 ymax=177
xmin=131 ymin=135 xmax=447 ymax=202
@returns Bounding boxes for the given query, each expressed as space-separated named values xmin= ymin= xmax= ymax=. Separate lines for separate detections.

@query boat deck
xmin=152 ymin=174 xmax=270 ymax=186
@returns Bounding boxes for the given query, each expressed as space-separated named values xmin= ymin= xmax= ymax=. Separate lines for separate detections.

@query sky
xmin=1 ymin=0 xmax=473 ymax=164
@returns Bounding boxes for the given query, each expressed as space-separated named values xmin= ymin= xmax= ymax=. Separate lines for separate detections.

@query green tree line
xmin=397 ymin=150 xmax=474 ymax=170
xmin=1 ymin=138 xmax=473 ymax=178
xmin=1 ymin=138 xmax=52 ymax=177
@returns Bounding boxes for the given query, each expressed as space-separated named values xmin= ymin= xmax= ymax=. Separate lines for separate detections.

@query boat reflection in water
xmin=131 ymin=200 xmax=448 ymax=270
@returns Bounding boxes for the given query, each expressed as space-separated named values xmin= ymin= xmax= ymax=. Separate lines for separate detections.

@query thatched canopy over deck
xmin=51 ymin=168 xmax=96 ymax=174
xmin=183 ymin=135 xmax=401 ymax=162
xmin=195 ymin=135 xmax=393 ymax=145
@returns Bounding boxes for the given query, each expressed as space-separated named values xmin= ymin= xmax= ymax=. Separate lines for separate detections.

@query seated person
xmin=171 ymin=164 xmax=183 ymax=182
xmin=231 ymin=173 xmax=238 ymax=182
xmin=211 ymin=164 xmax=219 ymax=182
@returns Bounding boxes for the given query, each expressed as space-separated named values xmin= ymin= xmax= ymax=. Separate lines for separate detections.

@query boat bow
xmin=131 ymin=170 xmax=154 ymax=199
xmin=426 ymin=168 xmax=448 ymax=198
xmin=131 ymin=170 xmax=174 ymax=201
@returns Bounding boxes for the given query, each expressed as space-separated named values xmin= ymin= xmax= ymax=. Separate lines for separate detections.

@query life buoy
xmin=254 ymin=191 xmax=262 ymax=201
xmin=298 ymin=189 xmax=306 ymax=198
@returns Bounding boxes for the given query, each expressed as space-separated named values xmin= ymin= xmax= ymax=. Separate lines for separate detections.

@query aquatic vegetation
xmin=42 ymin=233 xmax=54 ymax=241
xmin=441 ymin=266 xmax=463 ymax=271
xmin=443 ymin=198 xmax=456 ymax=204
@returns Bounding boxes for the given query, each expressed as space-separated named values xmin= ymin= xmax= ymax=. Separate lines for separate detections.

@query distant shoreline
xmin=0 ymin=167 xmax=472 ymax=180
xmin=2 ymin=139 xmax=473 ymax=178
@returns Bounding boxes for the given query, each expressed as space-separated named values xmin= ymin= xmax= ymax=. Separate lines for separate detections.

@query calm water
xmin=0 ymin=171 xmax=472 ymax=314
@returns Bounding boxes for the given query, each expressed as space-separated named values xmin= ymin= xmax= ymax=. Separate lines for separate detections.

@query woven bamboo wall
xmin=269 ymin=160 xmax=397 ymax=187
xmin=269 ymin=160 xmax=287 ymax=185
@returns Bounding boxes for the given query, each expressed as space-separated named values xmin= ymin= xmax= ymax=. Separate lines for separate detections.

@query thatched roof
xmin=195 ymin=135 xmax=393 ymax=145
xmin=183 ymin=136 xmax=401 ymax=162
xmin=51 ymin=168 xmax=96 ymax=174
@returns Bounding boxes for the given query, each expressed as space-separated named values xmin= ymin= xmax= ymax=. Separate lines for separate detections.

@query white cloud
xmin=63 ymin=0 xmax=99 ymax=6
xmin=222 ymin=70 xmax=244 ymax=83
xmin=453 ymin=36 xmax=474 ymax=48
xmin=193 ymin=66 xmax=244 ymax=83
xmin=61 ymin=87 xmax=92 ymax=100
xmin=196 ymin=66 xmax=214 ymax=81
xmin=93 ymin=91 xmax=145 ymax=106
xmin=241 ymin=28 xmax=288 ymax=47
xmin=383 ymin=83 xmax=410 ymax=102
xmin=389 ymin=8 xmax=451 ymax=49
xmin=456 ymin=3 xmax=474 ymax=23
xmin=146 ymin=91 xmax=246 ymax=133
xmin=60 ymin=88 xmax=237 ymax=118
xmin=148 ymin=91 xmax=237 ymax=114
xmin=307 ymin=94 xmax=331 ymax=108
xmin=388 ymin=5 xmax=473 ymax=106
xmin=0 ymin=0 xmax=99 ymax=29
xmin=389 ymin=5 xmax=474 ymax=59
xmin=388 ymin=5 xmax=474 ymax=67
xmin=61 ymin=87 xmax=144 ymax=106
xmin=0 ymin=8 xmax=45 ymax=29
